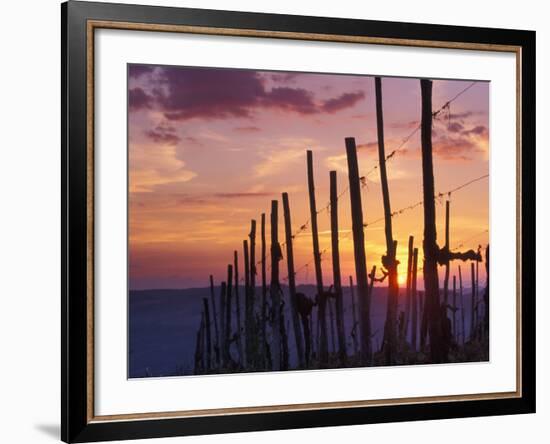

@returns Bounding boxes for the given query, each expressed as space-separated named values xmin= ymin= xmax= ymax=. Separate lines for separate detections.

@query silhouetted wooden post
xmin=483 ymin=245 xmax=490 ymax=338
xmin=201 ymin=312 xmax=207 ymax=371
xmin=209 ymin=275 xmax=220 ymax=365
xmin=367 ymin=266 xmax=380 ymax=352
xmin=475 ymin=258 xmax=480 ymax=339
xmin=270 ymin=200 xmax=282 ymax=371
xmin=315 ymin=299 xmax=320 ymax=357
xmin=452 ymin=275 xmax=457 ymax=340
xmin=310 ymin=310 xmax=316 ymax=359
xmin=420 ymin=78 xmax=444 ymax=363
xmin=249 ymin=220 xmax=257 ymax=312
xmin=281 ymin=317 xmax=289 ymax=370
xmin=219 ymin=282 xmax=227 ymax=367
xmin=203 ymin=298 xmax=212 ymax=370
xmin=368 ymin=265 xmax=377 ymax=296
xmin=411 ymin=247 xmax=419 ymax=351
xmin=443 ymin=200 xmax=451 ymax=305
xmin=282 ymin=192 xmax=305 ymax=368
xmin=225 ymin=265 xmax=233 ymax=365
xmin=470 ymin=262 xmax=476 ymax=341
xmin=459 ymin=265 xmax=465 ymax=346
xmin=234 ymin=251 xmax=244 ymax=366
xmin=328 ymin=299 xmax=336 ymax=353
xmin=349 ymin=276 xmax=359 ymax=356
xmin=243 ymin=239 xmax=251 ymax=367
xmin=249 ymin=220 xmax=257 ymax=366
xmin=194 ymin=312 xmax=205 ymax=375
xmin=261 ymin=213 xmax=268 ymax=369
xmin=306 ymin=150 xmax=328 ymax=365
xmin=330 ymin=171 xmax=347 ymax=365
xmin=404 ymin=235 xmax=414 ymax=341
xmin=345 ymin=137 xmax=372 ymax=363
xmin=375 ymin=77 xmax=399 ymax=365
xmin=420 ymin=288 xmax=428 ymax=350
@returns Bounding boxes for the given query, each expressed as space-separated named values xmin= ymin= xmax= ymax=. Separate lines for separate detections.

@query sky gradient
xmin=128 ymin=65 xmax=489 ymax=291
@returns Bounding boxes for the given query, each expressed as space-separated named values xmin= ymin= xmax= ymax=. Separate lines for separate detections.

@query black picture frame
xmin=62 ymin=1 xmax=536 ymax=442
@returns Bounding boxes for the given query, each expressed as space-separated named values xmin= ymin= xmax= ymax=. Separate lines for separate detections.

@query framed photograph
xmin=62 ymin=1 xmax=535 ymax=442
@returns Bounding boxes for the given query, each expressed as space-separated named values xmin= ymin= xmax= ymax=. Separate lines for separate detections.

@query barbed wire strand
xmin=252 ymin=81 xmax=480 ymax=274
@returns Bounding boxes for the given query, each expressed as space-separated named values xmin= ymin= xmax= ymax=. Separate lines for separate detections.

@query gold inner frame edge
xmin=85 ymin=19 xmax=523 ymax=423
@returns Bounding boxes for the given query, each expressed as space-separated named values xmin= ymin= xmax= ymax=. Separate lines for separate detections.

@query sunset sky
xmin=128 ymin=64 xmax=489 ymax=291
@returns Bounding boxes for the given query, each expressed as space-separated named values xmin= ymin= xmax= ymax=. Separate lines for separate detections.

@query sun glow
xmin=398 ymin=273 xmax=407 ymax=286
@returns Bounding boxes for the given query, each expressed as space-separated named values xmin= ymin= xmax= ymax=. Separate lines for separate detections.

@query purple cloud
xmin=448 ymin=110 xmax=486 ymax=122
xmin=129 ymin=65 xmax=154 ymax=79
xmin=234 ymin=126 xmax=261 ymax=133
xmin=159 ymin=68 xmax=265 ymax=120
xmin=130 ymin=66 xmax=366 ymax=120
xmin=144 ymin=124 xmax=180 ymax=145
xmin=449 ymin=111 xmax=475 ymax=120
xmin=262 ymin=87 xmax=317 ymax=114
xmin=321 ymin=91 xmax=365 ymax=113
xmin=270 ymin=72 xmax=301 ymax=83
xmin=433 ymin=125 xmax=488 ymax=160
xmin=129 ymin=87 xmax=153 ymax=111
xmin=461 ymin=125 xmax=488 ymax=136
xmin=433 ymin=136 xmax=479 ymax=160
xmin=448 ymin=122 xmax=464 ymax=133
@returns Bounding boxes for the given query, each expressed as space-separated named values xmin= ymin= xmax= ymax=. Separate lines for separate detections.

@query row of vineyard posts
xmin=192 ymin=78 xmax=489 ymax=375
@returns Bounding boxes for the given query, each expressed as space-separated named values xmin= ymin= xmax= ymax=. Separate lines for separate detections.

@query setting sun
xmin=398 ymin=273 xmax=407 ymax=286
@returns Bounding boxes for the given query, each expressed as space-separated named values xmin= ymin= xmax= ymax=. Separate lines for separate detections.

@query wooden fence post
xmin=420 ymin=78 xmax=444 ymax=363
xmin=367 ymin=265 xmax=379 ymax=352
xmin=452 ymin=275 xmax=457 ymax=341
xmin=345 ymin=137 xmax=372 ymax=364
xmin=475 ymin=258 xmax=480 ymax=339
xmin=375 ymin=77 xmax=399 ymax=365
xmin=281 ymin=316 xmax=289 ymax=370
xmin=328 ymin=299 xmax=336 ymax=354
xmin=234 ymin=251 xmax=244 ymax=366
xmin=249 ymin=220 xmax=257 ymax=315
xmin=483 ymin=245 xmax=490 ymax=338
xmin=330 ymin=170 xmax=347 ymax=365
xmin=249 ymin=220 xmax=258 ymax=366
xmin=404 ymin=235 xmax=414 ymax=342
xmin=470 ymin=262 xmax=476 ymax=341
xmin=194 ymin=311 xmax=205 ymax=375
xmin=261 ymin=213 xmax=268 ymax=369
xmin=225 ymin=265 xmax=233 ymax=365
xmin=420 ymin=289 xmax=428 ymax=350
xmin=243 ymin=239 xmax=250 ymax=367
xmin=459 ymin=265 xmax=465 ymax=346
xmin=443 ymin=200 xmax=451 ymax=305
xmin=201 ymin=312 xmax=207 ymax=372
xmin=368 ymin=265 xmax=377 ymax=297
xmin=349 ymin=276 xmax=359 ymax=356
xmin=411 ymin=247 xmax=419 ymax=352
xmin=270 ymin=200 xmax=282 ymax=371
xmin=209 ymin=275 xmax=220 ymax=366
xmin=202 ymin=298 xmax=212 ymax=371
xmin=307 ymin=150 xmax=328 ymax=365
xmin=219 ymin=281 xmax=227 ymax=367
xmin=282 ymin=192 xmax=305 ymax=368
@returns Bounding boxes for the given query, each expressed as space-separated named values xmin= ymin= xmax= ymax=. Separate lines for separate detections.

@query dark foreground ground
xmin=129 ymin=285 xmax=487 ymax=378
